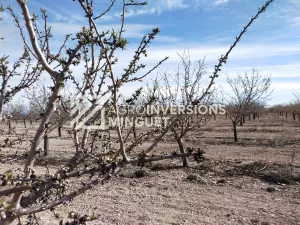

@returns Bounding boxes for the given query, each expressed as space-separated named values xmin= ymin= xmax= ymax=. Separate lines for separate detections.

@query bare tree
xmin=25 ymin=80 xmax=49 ymax=120
xmin=24 ymin=80 xmax=71 ymax=155
xmin=155 ymin=51 xmax=214 ymax=167
xmin=290 ymin=93 xmax=300 ymax=121
xmin=4 ymin=99 xmax=27 ymax=121
xmin=0 ymin=48 xmax=41 ymax=120
xmin=224 ymin=69 xmax=272 ymax=142
xmin=0 ymin=0 xmax=274 ymax=224
xmin=2 ymin=99 xmax=27 ymax=134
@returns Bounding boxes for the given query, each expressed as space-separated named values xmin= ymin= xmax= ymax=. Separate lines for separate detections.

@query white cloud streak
xmin=290 ymin=16 xmax=300 ymax=26
xmin=121 ymin=0 xmax=188 ymax=17
xmin=213 ymin=0 xmax=230 ymax=6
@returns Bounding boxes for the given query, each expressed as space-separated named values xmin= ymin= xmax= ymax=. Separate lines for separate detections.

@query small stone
xmin=134 ymin=169 xmax=148 ymax=178
xmin=266 ymin=187 xmax=276 ymax=192
xmin=217 ymin=179 xmax=226 ymax=184
xmin=186 ymin=174 xmax=198 ymax=181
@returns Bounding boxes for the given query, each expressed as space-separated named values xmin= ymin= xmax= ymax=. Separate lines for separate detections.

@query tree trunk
xmin=74 ymin=129 xmax=79 ymax=152
xmin=30 ymin=116 xmax=33 ymax=125
xmin=171 ymin=127 xmax=189 ymax=167
xmin=23 ymin=79 xmax=63 ymax=167
xmin=8 ymin=120 xmax=11 ymax=134
xmin=248 ymin=114 xmax=251 ymax=121
xmin=233 ymin=122 xmax=238 ymax=142
xmin=23 ymin=118 xmax=27 ymax=128
xmin=0 ymin=76 xmax=7 ymax=121
xmin=58 ymin=125 xmax=62 ymax=138
xmin=243 ymin=115 xmax=245 ymax=123
xmin=0 ymin=105 xmax=3 ymax=121
xmin=285 ymin=112 xmax=288 ymax=118
xmin=293 ymin=113 xmax=296 ymax=121
xmin=240 ymin=119 xmax=243 ymax=126
xmin=177 ymin=137 xmax=189 ymax=167
xmin=81 ymin=128 xmax=90 ymax=152
xmin=132 ymin=120 xmax=137 ymax=141
xmin=44 ymin=134 xmax=49 ymax=157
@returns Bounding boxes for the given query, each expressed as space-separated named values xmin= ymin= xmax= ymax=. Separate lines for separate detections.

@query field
xmin=1 ymin=113 xmax=300 ymax=225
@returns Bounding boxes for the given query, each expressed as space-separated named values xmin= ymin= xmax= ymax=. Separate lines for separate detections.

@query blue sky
xmin=0 ymin=0 xmax=300 ymax=105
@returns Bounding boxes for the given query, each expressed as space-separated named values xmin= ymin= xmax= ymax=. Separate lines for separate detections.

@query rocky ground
xmin=0 ymin=113 xmax=300 ymax=225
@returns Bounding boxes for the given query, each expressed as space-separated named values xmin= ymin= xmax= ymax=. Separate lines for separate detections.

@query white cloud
xmin=162 ymin=0 xmax=188 ymax=10
xmin=121 ymin=8 xmax=158 ymax=17
xmin=191 ymin=0 xmax=232 ymax=9
xmin=290 ymin=16 xmax=300 ymax=26
xmin=121 ymin=0 xmax=188 ymax=17
xmin=142 ymin=43 xmax=300 ymax=66
xmin=213 ymin=0 xmax=230 ymax=6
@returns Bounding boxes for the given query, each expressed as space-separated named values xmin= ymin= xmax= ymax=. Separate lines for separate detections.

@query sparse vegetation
xmin=2 ymin=0 xmax=299 ymax=225
xmin=223 ymin=69 xmax=272 ymax=142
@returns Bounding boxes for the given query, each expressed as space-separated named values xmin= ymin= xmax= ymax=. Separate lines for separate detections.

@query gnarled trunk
xmin=171 ymin=127 xmax=189 ymax=167
xmin=233 ymin=121 xmax=238 ymax=142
